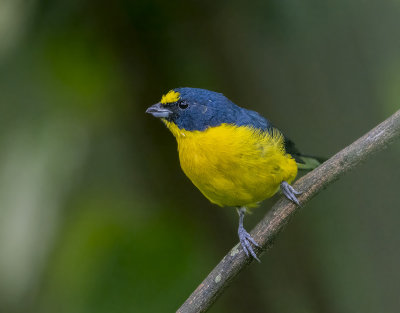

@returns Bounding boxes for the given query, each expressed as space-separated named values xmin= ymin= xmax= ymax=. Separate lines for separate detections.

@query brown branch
xmin=177 ymin=109 xmax=400 ymax=313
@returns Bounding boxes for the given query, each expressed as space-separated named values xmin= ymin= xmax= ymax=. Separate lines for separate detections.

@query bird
xmin=146 ymin=87 xmax=323 ymax=261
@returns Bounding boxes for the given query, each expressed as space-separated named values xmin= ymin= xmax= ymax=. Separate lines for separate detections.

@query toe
xmin=244 ymin=232 xmax=260 ymax=247
xmin=247 ymin=244 xmax=261 ymax=262
xmin=290 ymin=193 xmax=300 ymax=205
xmin=281 ymin=181 xmax=301 ymax=205
xmin=239 ymin=238 xmax=250 ymax=256
xmin=288 ymin=184 xmax=302 ymax=195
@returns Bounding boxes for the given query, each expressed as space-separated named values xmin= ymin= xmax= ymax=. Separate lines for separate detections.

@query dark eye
xmin=178 ymin=100 xmax=188 ymax=110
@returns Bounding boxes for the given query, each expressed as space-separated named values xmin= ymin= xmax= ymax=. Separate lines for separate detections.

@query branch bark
xmin=177 ymin=109 xmax=400 ymax=313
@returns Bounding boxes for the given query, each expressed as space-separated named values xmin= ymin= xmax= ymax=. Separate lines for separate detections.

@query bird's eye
xmin=178 ymin=100 xmax=189 ymax=110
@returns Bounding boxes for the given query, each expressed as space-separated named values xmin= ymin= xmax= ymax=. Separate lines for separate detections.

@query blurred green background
xmin=0 ymin=0 xmax=399 ymax=312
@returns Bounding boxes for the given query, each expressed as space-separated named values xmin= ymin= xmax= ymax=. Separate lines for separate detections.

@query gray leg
xmin=280 ymin=181 xmax=302 ymax=205
xmin=237 ymin=207 xmax=261 ymax=262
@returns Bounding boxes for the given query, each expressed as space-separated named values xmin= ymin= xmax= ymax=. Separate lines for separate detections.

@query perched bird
xmin=146 ymin=88 xmax=323 ymax=261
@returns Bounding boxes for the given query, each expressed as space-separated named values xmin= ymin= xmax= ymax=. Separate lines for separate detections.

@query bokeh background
xmin=0 ymin=0 xmax=399 ymax=312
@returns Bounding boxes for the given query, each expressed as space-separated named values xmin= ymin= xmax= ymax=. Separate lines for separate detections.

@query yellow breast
xmin=163 ymin=121 xmax=298 ymax=208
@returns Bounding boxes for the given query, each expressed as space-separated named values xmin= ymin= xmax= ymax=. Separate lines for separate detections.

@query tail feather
xmin=283 ymin=136 xmax=326 ymax=171
xmin=295 ymin=155 xmax=326 ymax=170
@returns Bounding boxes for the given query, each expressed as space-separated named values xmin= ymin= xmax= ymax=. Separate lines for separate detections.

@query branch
xmin=177 ymin=109 xmax=400 ymax=313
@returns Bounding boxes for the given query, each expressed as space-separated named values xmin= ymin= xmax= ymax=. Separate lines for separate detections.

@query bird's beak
xmin=146 ymin=102 xmax=172 ymax=118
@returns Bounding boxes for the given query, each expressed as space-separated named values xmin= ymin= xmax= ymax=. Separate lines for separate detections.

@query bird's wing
xmin=235 ymin=108 xmax=272 ymax=130
xmin=236 ymin=108 xmax=305 ymax=164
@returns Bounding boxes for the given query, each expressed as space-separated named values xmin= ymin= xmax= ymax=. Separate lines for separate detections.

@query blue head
xmin=146 ymin=87 xmax=271 ymax=131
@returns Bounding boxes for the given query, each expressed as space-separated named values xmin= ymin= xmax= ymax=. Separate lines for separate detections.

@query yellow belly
xmin=164 ymin=121 xmax=298 ymax=207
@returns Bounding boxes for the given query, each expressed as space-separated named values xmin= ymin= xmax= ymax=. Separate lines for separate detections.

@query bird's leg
xmin=237 ymin=207 xmax=261 ymax=262
xmin=280 ymin=181 xmax=302 ymax=205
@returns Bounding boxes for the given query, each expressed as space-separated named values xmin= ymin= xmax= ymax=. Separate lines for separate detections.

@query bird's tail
xmin=295 ymin=154 xmax=326 ymax=171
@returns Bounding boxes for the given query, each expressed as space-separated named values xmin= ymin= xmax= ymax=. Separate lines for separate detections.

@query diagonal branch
xmin=177 ymin=109 xmax=400 ymax=313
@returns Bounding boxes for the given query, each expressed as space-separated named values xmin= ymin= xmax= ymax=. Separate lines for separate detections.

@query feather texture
xmin=163 ymin=120 xmax=298 ymax=207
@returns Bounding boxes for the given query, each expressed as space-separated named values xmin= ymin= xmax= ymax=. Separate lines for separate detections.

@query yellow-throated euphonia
xmin=146 ymin=88 xmax=323 ymax=261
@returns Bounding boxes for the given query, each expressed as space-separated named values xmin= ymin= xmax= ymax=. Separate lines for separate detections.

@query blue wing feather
xmin=236 ymin=107 xmax=272 ymax=130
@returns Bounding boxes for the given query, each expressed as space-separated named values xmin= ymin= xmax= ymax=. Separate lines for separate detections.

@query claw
xmin=281 ymin=181 xmax=301 ymax=205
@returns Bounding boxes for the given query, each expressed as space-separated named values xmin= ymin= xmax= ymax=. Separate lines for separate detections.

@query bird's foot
xmin=281 ymin=181 xmax=302 ymax=206
xmin=237 ymin=207 xmax=261 ymax=262
xmin=238 ymin=225 xmax=261 ymax=262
